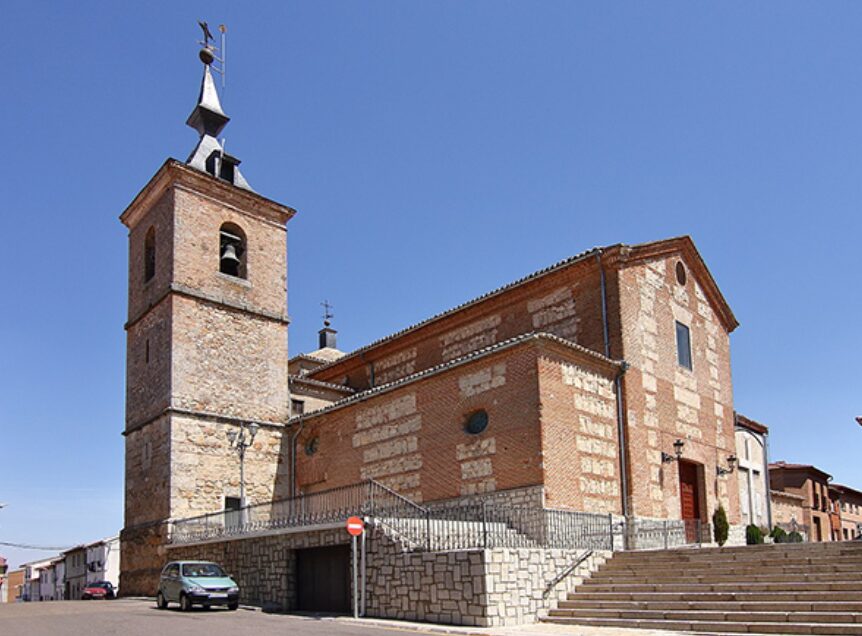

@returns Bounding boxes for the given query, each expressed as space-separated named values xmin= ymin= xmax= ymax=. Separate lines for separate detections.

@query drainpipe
xmin=597 ymin=250 xmax=631 ymax=522
xmin=289 ymin=416 xmax=305 ymax=498
xmin=763 ymin=431 xmax=773 ymax=530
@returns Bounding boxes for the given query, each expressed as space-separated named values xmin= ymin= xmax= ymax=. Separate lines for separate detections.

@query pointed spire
xmin=184 ymin=26 xmax=252 ymax=191
xmin=186 ymin=65 xmax=229 ymax=137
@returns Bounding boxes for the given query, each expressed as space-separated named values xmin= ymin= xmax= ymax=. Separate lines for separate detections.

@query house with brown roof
xmin=831 ymin=483 xmax=862 ymax=540
xmin=769 ymin=461 xmax=833 ymax=541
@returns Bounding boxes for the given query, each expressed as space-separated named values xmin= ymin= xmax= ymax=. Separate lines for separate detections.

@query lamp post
xmin=226 ymin=422 xmax=259 ymax=524
xmin=717 ymin=454 xmax=738 ymax=477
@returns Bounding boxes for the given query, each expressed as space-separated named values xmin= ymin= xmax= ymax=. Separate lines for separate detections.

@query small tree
xmin=713 ymin=505 xmax=729 ymax=546
xmin=746 ymin=524 xmax=764 ymax=545
xmin=770 ymin=526 xmax=787 ymax=544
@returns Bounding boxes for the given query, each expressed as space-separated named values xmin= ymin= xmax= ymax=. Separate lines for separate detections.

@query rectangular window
xmin=676 ymin=321 xmax=692 ymax=370
xmin=291 ymin=399 xmax=305 ymax=416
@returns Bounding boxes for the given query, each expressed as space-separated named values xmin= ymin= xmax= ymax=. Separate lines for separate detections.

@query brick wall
xmin=288 ymin=343 xmax=545 ymax=503
xmin=616 ymin=255 xmax=739 ymax=523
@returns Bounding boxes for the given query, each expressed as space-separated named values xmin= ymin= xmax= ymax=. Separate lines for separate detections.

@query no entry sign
xmin=346 ymin=516 xmax=364 ymax=536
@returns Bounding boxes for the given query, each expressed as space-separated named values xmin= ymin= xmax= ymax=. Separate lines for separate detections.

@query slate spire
xmin=185 ymin=37 xmax=252 ymax=191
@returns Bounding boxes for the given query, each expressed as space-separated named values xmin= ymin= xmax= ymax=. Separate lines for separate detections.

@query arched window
xmin=144 ymin=226 xmax=156 ymax=282
xmin=219 ymin=222 xmax=247 ymax=279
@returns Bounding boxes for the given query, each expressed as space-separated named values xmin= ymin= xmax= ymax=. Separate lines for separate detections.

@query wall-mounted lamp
xmin=717 ymin=454 xmax=738 ymax=476
xmin=661 ymin=438 xmax=685 ymax=464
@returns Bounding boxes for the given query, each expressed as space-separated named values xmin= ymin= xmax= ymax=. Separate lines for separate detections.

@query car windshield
xmin=181 ymin=563 xmax=225 ymax=578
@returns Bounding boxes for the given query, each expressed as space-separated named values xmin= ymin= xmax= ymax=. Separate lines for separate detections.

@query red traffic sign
xmin=346 ymin=516 xmax=364 ymax=536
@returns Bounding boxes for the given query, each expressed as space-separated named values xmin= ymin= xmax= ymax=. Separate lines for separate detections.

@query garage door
xmin=296 ymin=544 xmax=350 ymax=613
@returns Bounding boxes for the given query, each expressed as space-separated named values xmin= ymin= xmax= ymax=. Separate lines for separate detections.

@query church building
xmin=119 ymin=40 xmax=744 ymax=619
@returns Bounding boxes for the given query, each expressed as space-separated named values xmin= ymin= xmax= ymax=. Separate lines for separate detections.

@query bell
xmin=220 ymin=243 xmax=240 ymax=266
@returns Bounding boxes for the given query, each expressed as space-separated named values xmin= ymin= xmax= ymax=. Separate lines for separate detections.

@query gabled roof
xmin=770 ymin=461 xmax=833 ymax=482
xmin=289 ymin=331 xmax=622 ymax=425
xmin=735 ymin=412 xmax=769 ymax=435
xmin=307 ymin=235 xmax=737 ymax=379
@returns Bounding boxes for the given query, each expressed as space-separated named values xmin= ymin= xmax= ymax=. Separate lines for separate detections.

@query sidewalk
xmin=335 ymin=616 xmax=705 ymax=636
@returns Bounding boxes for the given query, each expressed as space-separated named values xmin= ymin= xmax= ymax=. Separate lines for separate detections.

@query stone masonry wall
xmin=617 ymin=254 xmax=740 ymax=524
xmin=287 ymin=344 xmax=544 ymax=503
xmin=166 ymin=527 xmax=348 ymax=611
xmin=537 ymin=351 xmax=621 ymax=513
xmin=310 ymin=258 xmax=605 ymax=391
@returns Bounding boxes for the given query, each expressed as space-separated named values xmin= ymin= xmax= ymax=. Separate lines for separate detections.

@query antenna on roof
xmin=321 ymin=300 xmax=334 ymax=328
xmin=197 ymin=21 xmax=227 ymax=89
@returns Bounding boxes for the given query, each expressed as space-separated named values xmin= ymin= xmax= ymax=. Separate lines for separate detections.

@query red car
xmin=82 ymin=581 xmax=116 ymax=600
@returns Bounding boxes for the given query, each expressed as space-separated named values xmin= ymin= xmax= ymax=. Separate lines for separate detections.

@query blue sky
xmin=1 ymin=2 xmax=860 ymax=569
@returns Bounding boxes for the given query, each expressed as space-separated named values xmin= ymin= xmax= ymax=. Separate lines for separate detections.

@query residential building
xmin=6 ymin=569 xmax=24 ymax=603
xmin=0 ymin=556 xmax=6 ymax=603
xmin=734 ymin=414 xmax=771 ymax=529
xmin=769 ymin=461 xmax=832 ymax=542
xmin=832 ymin=483 xmax=862 ymax=540
xmin=62 ymin=546 xmax=87 ymax=600
xmin=85 ymin=536 xmax=119 ymax=589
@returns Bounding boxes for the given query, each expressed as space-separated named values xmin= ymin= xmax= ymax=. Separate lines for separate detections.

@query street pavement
xmin=0 ymin=598 xmax=697 ymax=636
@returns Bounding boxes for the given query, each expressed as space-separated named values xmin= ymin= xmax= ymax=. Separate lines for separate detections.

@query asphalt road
xmin=0 ymin=598 xmax=697 ymax=636
xmin=0 ymin=599 xmax=443 ymax=636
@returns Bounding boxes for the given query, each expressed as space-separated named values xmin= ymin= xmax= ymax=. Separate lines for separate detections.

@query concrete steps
xmin=542 ymin=541 xmax=862 ymax=635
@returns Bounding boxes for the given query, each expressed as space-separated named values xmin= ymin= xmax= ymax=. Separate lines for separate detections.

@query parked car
xmin=156 ymin=561 xmax=239 ymax=611
xmin=82 ymin=581 xmax=116 ymax=600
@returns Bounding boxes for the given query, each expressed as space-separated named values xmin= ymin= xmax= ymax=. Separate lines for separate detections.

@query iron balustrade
xmin=169 ymin=481 xmax=706 ymax=552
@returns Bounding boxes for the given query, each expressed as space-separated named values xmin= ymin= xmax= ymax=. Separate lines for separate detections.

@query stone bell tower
xmin=119 ymin=35 xmax=294 ymax=595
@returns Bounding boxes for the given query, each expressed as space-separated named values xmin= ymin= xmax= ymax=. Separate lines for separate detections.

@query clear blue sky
xmin=2 ymin=2 xmax=860 ymax=569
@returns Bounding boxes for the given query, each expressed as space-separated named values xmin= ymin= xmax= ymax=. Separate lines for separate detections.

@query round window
xmin=464 ymin=410 xmax=489 ymax=435
xmin=675 ymin=261 xmax=687 ymax=286
xmin=304 ymin=436 xmax=319 ymax=456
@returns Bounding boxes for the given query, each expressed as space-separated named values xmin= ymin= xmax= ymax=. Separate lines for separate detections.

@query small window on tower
xmin=219 ymin=223 xmax=247 ymax=279
xmin=144 ymin=227 xmax=156 ymax=282
xmin=291 ymin=399 xmax=305 ymax=416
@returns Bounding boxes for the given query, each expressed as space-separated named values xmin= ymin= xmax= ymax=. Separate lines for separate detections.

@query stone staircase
xmin=544 ymin=541 xmax=862 ymax=635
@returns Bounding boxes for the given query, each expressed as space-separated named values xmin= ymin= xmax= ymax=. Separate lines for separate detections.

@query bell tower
xmin=119 ymin=30 xmax=295 ymax=595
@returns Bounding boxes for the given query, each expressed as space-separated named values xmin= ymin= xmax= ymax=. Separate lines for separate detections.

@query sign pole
xmin=352 ymin=533 xmax=358 ymax=619
xmin=361 ymin=524 xmax=366 ymax=616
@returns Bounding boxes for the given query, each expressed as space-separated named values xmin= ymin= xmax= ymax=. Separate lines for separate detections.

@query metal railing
xmin=170 ymin=482 xmax=370 ymax=544
xmin=625 ymin=518 xmax=704 ymax=550
xmin=170 ymin=480 xmax=705 ymax=552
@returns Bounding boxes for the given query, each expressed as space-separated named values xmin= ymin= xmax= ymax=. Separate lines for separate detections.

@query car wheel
xmin=156 ymin=591 xmax=168 ymax=609
xmin=227 ymin=602 xmax=238 ymax=611
xmin=180 ymin=593 xmax=192 ymax=612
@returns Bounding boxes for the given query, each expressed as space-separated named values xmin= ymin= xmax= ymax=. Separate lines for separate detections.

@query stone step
xmin=601 ymin=559 xmax=862 ymax=573
xmin=612 ymin=544 xmax=862 ymax=562
xmin=547 ymin=607 xmax=862 ymax=624
xmin=558 ymin=599 xmax=862 ymax=613
xmin=568 ymin=590 xmax=862 ymax=603
xmin=542 ymin=616 xmax=862 ymax=635
xmin=579 ymin=581 xmax=862 ymax=593
xmin=590 ymin=571 xmax=862 ymax=584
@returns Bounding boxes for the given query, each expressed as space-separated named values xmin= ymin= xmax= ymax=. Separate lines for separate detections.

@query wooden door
xmin=679 ymin=461 xmax=701 ymax=543
xmin=296 ymin=544 xmax=350 ymax=613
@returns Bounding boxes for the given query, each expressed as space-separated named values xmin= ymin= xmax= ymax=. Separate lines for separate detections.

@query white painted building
xmin=735 ymin=414 xmax=772 ymax=529
xmin=85 ymin=536 xmax=119 ymax=591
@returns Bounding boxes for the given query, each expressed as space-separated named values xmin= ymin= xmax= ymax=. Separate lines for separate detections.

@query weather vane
xmin=197 ymin=20 xmax=227 ymax=88
xmin=321 ymin=300 xmax=334 ymax=327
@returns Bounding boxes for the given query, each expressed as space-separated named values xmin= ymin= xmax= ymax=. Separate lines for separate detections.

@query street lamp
xmin=661 ymin=439 xmax=686 ymax=464
xmin=226 ymin=422 xmax=259 ymax=523
xmin=717 ymin=454 xmax=738 ymax=476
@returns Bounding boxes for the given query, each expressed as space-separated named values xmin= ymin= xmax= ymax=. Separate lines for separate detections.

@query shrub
xmin=770 ymin=526 xmax=787 ymax=543
xmin=746 ymin=524 xmax=764 ymax=545
xmin=713 ymin=505 xmax=729 ymax=546
xmin=787 ymin=531 xmax=804 ymax=543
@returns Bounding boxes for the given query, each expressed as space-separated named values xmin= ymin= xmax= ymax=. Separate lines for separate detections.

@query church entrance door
xmin=679 ymin=460 xmax=702 ymax=543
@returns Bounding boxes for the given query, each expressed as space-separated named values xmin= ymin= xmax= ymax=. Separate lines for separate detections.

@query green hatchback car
xmin=156 ymin=561 xmax=240 ymax=611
